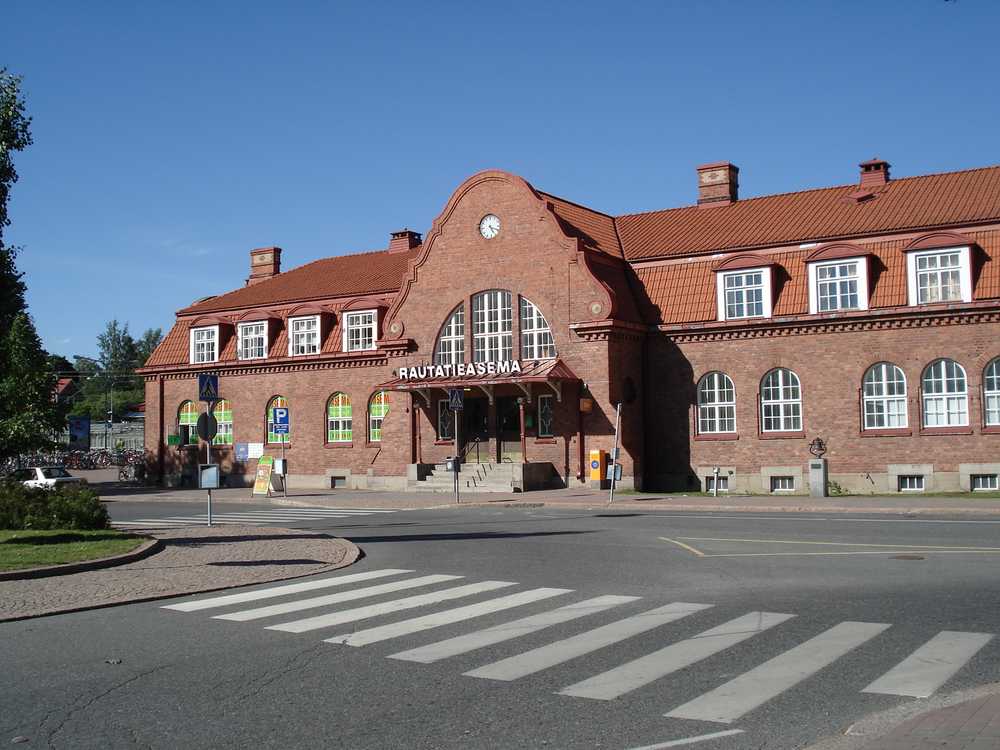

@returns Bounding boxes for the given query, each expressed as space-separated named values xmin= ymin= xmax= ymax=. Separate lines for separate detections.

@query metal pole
xmin=454 ymin=408 xmax=461 ymax=504
xmin=713 ymin=466 xmax=720 ymax=498
xmin=281 ymin=441 xmax=287 ymax=498
xmin=206 ymin=401 xmax=212 ymax=526
xmin=609 ymin=401 xmax=622 ymax=505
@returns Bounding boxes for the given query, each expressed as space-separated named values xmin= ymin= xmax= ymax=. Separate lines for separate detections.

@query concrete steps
xmin=407 ymin=462 xmax=515 ymax=493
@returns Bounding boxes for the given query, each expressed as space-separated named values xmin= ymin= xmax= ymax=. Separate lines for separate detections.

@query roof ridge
xmin=615 ymin=164 xmax=1000 ymax=221
xmin=537 ymin=190 xmax=615 ymax=219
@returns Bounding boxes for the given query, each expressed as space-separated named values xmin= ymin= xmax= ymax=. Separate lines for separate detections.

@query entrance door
xmin=496 ymin=396 xmax=522 ymax=463
xmin=461 ymin=396 xmax=489 ymax=462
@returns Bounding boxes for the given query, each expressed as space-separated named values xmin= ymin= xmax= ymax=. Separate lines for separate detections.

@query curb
xmin=0 ymin=535 xmax=361 ymax=623
xmin=0 ymin=536 xmax=164 ymax=581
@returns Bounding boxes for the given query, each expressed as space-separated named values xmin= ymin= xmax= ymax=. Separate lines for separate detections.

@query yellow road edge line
xmin=677 ymin=537 xmax=1000 ymax=551
xmin=659 ymin=537 xmax=706 ymax=557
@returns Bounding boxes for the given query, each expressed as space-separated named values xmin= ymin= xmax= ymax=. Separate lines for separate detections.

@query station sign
xmin=397 ymin=360 xmax=523 ymax=381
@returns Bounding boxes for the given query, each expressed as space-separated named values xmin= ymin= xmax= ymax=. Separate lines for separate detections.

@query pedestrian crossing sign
xmin=199 ymin=374 xmax=220 ymax=402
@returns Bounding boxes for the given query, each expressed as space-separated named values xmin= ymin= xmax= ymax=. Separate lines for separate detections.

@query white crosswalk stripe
xmin=114 ymin=506 xmax=397 ymax=528
xmin=665 ymin=621 xmax=891 ymax=724
xmin=559 ymin=611 xmax=795 ymax=700
xmin=326 ymin=588 xmax=574 ymax=647
xmin=267 ymin=580 xmax=518 ymax=633
xmin=390 ymin=595 xmax=639 ymax=664
xmin=464 ymin=602 xmax=713 ymax=682
xmin=163 ymin=569 xmax=412 ymax=611
xmin=214 ymin=574 xmax=464 ymax=622
xmin=161 ymin=569 xmax=996 ymax=724
xmin=862 ymin=630 xmax=994 ymax=698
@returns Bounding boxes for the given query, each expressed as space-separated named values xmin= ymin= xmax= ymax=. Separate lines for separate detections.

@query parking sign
xmin=272 ymin=407 xmax=290 ymax=434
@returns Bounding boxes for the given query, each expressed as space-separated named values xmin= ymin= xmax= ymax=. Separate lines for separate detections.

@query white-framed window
xmin=705 ymin=475 xmax=729 ymax=493
xmin=472 ymin=290 xmax=513 ymax=363
xmin=922 ymin=359 xmax=968 ymax=427
xmin=520 ymin=297 xmax=556 ymax=360
xmin=898 ymin=475 xmax=925 ymax=492
xmin=697 ymin=372 xmax=736 ymax=434
xmin=189 ymin=326 xmax=219 ymax=363
xmin=437 ymin=400 xmax=454 ymax=441
xmin=368 ymin=391 xmax=389 ymax=442
xmin=863 ymin=363 xmax=908 ymax=429
xmin=289 ymin=315 xmax=320 ymax=356
xmin=343 ymin=310 xmax=376 ymax=352
xmin=906 ymin=247 xmax=973 ymax=306
xmin=770 ymin=476 xmax=794 ymax=492
xmin=984 ymin=358 xmax=1000 ymax=427
xmin=212 ymin=399 xmax=233 ymax=445
xmin=326 ymin=392 xmax=352 ymax=443
xmin=537 ymin=394 xmax=554 ymax=437
xmin=972 ymin=474 xmax=998 ymax=491
xmin=761 ymin=368 xmax=802 ymax=432
xmin=716 ymin=268 xmax=772 ymax=321
xmin=238 ymin=321 xmax=268 ymax=360
xmin=808 ymin=258 xmax=869 ymax=314
xmin=434 ymin=305 xmax=465 ymax=366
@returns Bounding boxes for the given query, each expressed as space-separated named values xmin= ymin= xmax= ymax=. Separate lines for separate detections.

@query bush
xmin=0 ymin=482 xmax=109 ymax=530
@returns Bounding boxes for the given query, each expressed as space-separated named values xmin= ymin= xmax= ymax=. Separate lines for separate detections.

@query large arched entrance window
xmin=922 ymin=359 xmax=968 ymax=427
xmin=434 ymin=305 xmax=465 ymax=365
xmin=519 ymin=297 xmax=555 ymax=360
xmin=862 ymin=363 xmax=907 ymax=429
xmin=472 ymin=290 xmax=512 ymax=363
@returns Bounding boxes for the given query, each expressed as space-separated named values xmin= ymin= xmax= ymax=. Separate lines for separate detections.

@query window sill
xmin=919 ymin=427 xmax=973 ymax=436
xmin=324 ymin=443 xmax=353 ymax=449
xmin=758 ymin=431 xmax=806 ymax=440
xmin=434 ymin=440 xmax=455 ymax=446
xmin=982 ymin=426 xmax=1000 ymax=435
xmin=266 ymin=443 xmax=292 ymax=448
xmin=861 ymin=428 xmax=912 ymax=437
xmin=695 ymin=432 xmax=739 ymax=441
xmin=534 ymin=438 xmax=557 ymax=444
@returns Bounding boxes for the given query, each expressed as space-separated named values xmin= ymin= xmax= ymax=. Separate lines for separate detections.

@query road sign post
xmin=272 ymin=407 xmax=290 ymax=497
xmin=197 ymin=375 xmax=220 ymax=525
xmin=448 ymin=389 xmax=463 ymax=504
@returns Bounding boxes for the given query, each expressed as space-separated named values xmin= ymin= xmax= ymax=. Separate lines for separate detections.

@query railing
xmin=459 ymin=437 xmax=482 ymax=465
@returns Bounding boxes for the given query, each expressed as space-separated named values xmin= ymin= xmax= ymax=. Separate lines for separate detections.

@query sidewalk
xmin=863 ymin=692 xmax=1000 ymax=749
xmin=0 ymin=524 xmax=358 ymax=622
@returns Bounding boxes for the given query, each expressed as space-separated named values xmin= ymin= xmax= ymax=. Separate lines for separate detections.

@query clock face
xmin=479 ymin=214 xmax=500 ymax=239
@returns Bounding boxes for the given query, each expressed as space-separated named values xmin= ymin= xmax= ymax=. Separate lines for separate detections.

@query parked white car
xmin=7 ymin=466 xmax=87 ymax=489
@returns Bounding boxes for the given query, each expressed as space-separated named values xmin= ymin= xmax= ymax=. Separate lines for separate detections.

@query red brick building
xmin=140 ymin=160 xmax=1000 ymax=494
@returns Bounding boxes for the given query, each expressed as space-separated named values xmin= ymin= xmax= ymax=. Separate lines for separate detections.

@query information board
xmin=252 ymin=456 xmax=274 ymax=496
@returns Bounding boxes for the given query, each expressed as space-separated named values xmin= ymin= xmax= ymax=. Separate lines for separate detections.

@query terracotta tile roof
xmin=635 ymin=228 xmax=1000 ymax=326
xmin=181 ymin=246 xmax=420 ymax=314
xmin=538 ymin=192 xmax=623 ymax=257
xmin=144 ymin=320 xmax=189 ymax=368
xmin=616 ymin=166 xmax=1000 ymax=260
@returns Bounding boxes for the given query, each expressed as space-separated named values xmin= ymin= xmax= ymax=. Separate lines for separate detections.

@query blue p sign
xmin=273 ymin=407 xmax=289 ymax=434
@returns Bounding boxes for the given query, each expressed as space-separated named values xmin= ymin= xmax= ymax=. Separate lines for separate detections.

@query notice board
xmin=252 ymin=456 xmax=274 ymax=496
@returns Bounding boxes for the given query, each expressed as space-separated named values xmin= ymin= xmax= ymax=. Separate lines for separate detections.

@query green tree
xmin=0 ymin=70 xmax=62 ymax=459
xmin=135 ymin=327 xmax=163 ymax=368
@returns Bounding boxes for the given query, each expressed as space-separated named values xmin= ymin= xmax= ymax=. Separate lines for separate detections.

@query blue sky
xmin=6 ymin=1 xmax=999 ymax=359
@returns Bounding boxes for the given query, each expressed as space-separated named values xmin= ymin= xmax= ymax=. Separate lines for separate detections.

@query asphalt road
xmin=3 ymin=501 xmax=1000 ymax=750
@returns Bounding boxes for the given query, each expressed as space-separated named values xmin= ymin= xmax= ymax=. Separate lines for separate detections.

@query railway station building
xmin=140 ymin=160 xmax=1000 ymax=494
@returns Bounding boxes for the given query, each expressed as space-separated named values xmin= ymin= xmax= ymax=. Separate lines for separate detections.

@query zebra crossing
xmin=162 ymin=567 xmax=995 ymax=725
xmin=113 ymin=506 xmax=397 ymax=528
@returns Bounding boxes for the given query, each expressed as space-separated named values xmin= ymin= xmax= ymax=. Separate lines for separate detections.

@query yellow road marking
xmin=658 ymin=537 xmax=706 ymax=557
xmin=677 ymin=537 xmax=1000 ymax=552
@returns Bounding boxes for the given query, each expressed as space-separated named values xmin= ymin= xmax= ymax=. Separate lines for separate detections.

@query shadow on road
xmin=343 ymin=530 xmax=597 ymax=544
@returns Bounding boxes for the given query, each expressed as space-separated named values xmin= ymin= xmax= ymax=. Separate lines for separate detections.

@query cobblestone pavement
xmin=0 ymin=525 xmax=358 ymax=622
xmin=863 ymin=693 xmax=1000 ymax=749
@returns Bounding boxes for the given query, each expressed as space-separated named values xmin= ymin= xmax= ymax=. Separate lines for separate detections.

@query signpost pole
xmin=454 ymin=407 xmax=461 ymax=504
xmin=609 ymin=401 xmax=622 ymax=505
xmin=281 ymin=442 xmax=287 ymax=498
xmin=205 ymin=400 xmax=213 ymax=526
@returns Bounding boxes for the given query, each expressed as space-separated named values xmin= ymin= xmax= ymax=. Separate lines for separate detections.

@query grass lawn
xmin=0 ymin=529 xmax=146 ymax=571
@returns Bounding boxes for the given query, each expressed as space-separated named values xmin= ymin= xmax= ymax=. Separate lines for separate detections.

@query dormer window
xmin=806 ymin=244 xmax=871 ymax=314
xmin=344 ymin=310 xmax=377 ymax=352
xmin=289 ymin=315 xmax=320 ymax=356
xmin=715 ymin=268 xmax=772 ymax=321
xmin=189 ymin=326 xmax=219 ymax=363
xmin=903 ymin=233 xmax=974 ymax=307
xmin=238 ymin=321 xmax=268 ymax=360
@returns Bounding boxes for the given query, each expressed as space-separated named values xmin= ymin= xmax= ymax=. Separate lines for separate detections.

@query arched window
xmin=863 ymin=364 xmax=907 ymax=430
xmin=761 ymin=368 xmax=802 ymax=432
xmin=922 ymin=359 xmax=968 ymax=427
xmin=985 ymin=358 xmax=1000 ymax=426
xmin=213 ymin=399 xmax=233 ymax=445
xmin=472 ymin=290 xmax=512 ymax=363
xmin=434 ymin=305 xmax=465 ymax=365
xmin=368 ymin=391 xmax=389 ymax=442
xmin=267 ymin=396 xmax=290 ymax=444
xmin=178 ymin=400 xmax=199 ymax=445
xmin=519 ymin=297 xmax=556 ymax=360
xmin=697 ymin=372 xmax=736 ymax=434
xmin=327 ymin=393 xmax=352 ymax=443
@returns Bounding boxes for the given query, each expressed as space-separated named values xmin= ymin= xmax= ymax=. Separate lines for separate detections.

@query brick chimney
xmin=247 ymin=246 xmax=281 ymax=286
xmin=388 ymin=228 xmax=422 ymax=253
xmin=859 ymin=158 xmax=890 ymax=188
xmin=697 ymin=162 xmax=739 ymax=208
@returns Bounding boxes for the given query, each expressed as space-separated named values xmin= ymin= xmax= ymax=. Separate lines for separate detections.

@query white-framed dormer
xmin=805 ymin=243 xmax=871 ymax=314
xmin=237 ymin=320 xmax=269 ymax=360
xmin=189 ymin=325 xmax=220 ymax=364
xmin=342 ymin=309 xmax=377 ymax=352
xmin=903 ymin=232 xmax=974 ymax=307
xmin=713 ymin=254 xmax=775 ymax=322
xmin=288 ymin=314 xmax=321 ymax=356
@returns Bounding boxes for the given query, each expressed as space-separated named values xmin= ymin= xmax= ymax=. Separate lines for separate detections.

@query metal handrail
xmin=459 ymin=436 xmax=481 ymax=464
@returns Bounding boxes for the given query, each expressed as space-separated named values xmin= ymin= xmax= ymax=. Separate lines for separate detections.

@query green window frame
xmin=327 ymin=393 xmax=353 ymax=443
xmin=368 ymin=391 xmax=389 ymax=442
xmin=267 ymin=396 xmax=290 ymax=444
xmin=213 ymin=399 xmax=233 ymax=445
xmin=178 ymin=400 xmax=199 ymax=445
